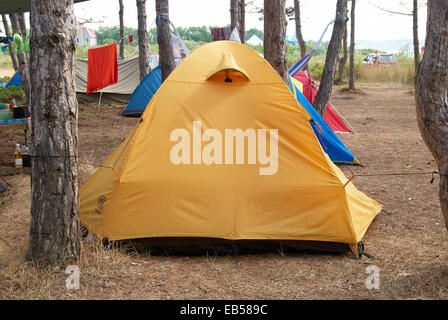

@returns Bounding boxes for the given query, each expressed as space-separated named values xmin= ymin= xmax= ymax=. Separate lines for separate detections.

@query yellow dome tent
xmin=80 ymin=41 xmax=381 ymax=253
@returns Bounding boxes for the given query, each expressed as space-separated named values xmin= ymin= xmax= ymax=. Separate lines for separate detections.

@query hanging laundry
xmin=86 ymin=43 xmax=118 ymax=95
xmin=129 ymin=33 xmax=133 ymax=45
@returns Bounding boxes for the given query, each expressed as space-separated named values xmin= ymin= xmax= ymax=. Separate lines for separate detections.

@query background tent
xmin=247 ymin=35 xmax=263 ymax=46
xmin=76 ymin=56 xmax=141 ymax=104
xmin=293 ymin=71 xmax=353 ymax=134
xmin=80 ymin=41 xmax=380 ymax=251
xmin=289 ymin=76 xmax=359 ymax=164
xmin=122 ymin=66 xmax=162 ymax=117
xmin=5 ymin=69 xmax=22 ymax=88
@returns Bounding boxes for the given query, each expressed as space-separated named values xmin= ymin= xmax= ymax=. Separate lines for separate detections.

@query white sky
xmin=73 ymin=0 xmax=427 ymax=42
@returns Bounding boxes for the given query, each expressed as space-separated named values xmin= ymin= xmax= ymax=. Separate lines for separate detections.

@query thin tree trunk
xmin=264 ymin=0 xmax=288 ymax=84
xmin=156 ymin=0 xmax=175 ymax=81
xmin=18 ymin=13 xmax=29 ymax=64
xmin=413 ymin=0 xmax=420 ymax=74
xmin=293 ymin=0 xmax=307 ymax=58
xmin=415 ymin=0 xmax=448 ymax=231
xmin=119 ymin=0 xmax=125 ymax=59
xmin=348 ymin=0 xmax=356 ymax=90
xmin=230 ymin=0 xmax=239 ymax=33
xmin=337 ymin=20 xmax=348 ymax=82
xmin=238 ymin=0 xmax=245 ymax=43
xmin=9 ymin=13 xmax=30 ymax=103
xmin=313 ymin=0 xmax=347 ymax=116
xmin=27 ymin=0 xmax=80 ymax=263
xmin=1 ymin=14 xmax=19 ymax=70
xmin=137 ymin=0 xmax=149 ymax=80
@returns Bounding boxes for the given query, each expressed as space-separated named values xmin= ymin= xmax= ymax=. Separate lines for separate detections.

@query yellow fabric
xmin=80 ymin=41 xmax=381 ymax=245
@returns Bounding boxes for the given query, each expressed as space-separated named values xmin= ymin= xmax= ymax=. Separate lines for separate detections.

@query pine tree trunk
xmin=293 ymin=0 xmax=307 ymax=58
xmin=230 ymin=0 xmax=239 ymax=33
xmin=1 ymin=14 xmax=19 ymax=70
xmin=27 ymin=0 xmax=80 ymax=263
xmin=415 ymin=0 xmax=448 ymax=231
xmin=413 ymin=0 xmax=420 ymax=74
xmin=18 ymin=13 xmax=30 ymax=65
xmin=313 ymin=0 xmax=347 ymax=116
xmin=337 ymin=20 xmax=348 ymax=82
xmin=137 ymin=0 xmax=149 ymax=80
xmin=119 ymin=0 xmax=125 ymax=59
xmin=264 ymin=0 xmax=288 ymax=84
xmin=348 ymin=0 xmax=356 ymax=90
xmin=9 ymin=13 xmax=31 ymax=103
xmin=156 ymin=0 xmax=175 ymax=82
xmin=238 ymin=0 xmax=245 ymax=43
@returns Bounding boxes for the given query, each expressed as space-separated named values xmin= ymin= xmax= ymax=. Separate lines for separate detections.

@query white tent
xmin=247 ymin=34 xmax=263 ymax=46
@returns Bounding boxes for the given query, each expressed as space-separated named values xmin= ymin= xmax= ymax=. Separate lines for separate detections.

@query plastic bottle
xmin=21 ymin=143 xmax=31 ymax=167
xmin=15 ymin=144 xmax=23 ymax=168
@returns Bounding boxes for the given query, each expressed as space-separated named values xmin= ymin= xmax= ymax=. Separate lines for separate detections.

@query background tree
xmin=415 ymin=0 xmax=448 ymax=231
xmin=18 ymin=13 xmax=29 ymax=61
xmin=119 ymin=0 xmax=125 ymax=59
xmin=238 ymin=0 xmax=246 ymax=43
xmin=293 ymin=0 xmax=307 ymax=58
xmin=313 ymin=0 xmax=347 ymax=116
xmin=412 ymin=0 xmax=419 ymax=73
xmin=246 ymin=27 xmax=263 ymax=41
xmin=230 ymin=0 xmax=239 ymax=34
xmin=264 ymin=0 xmax=288 ymax=83
xmin=27 ymin=0 xmax=80 ymax=263
xmin=156 ymin=0 xmax=175 ymax=81
xmin=177 ymin=26 xmax=212 ymax=42
xmin=1 ymin=14 xmax=19 ymax=70
xmin=9 ymin=13 xmax=30 ymax=102
xmin=369 ymin=1 xmax=420 ymax=75
xmin=348 ymin=0 xmax=356 ymax=90
xmin=337 ymin=18 xmax=348 ymax=83
xmin=136 ymin=0 xmax=149 ymax=80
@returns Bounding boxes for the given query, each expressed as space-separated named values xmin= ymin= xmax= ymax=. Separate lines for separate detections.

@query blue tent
xmin=289 ymin=77 xmax=359 ymax=164
xmin=5 ymin=69 xmax=22 ymax=88
xmin=122 ymin=66 xmax=162 ymax=117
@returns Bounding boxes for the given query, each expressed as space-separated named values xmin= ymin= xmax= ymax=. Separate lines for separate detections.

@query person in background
xmin=372 ymin=50 xmax=380 ymax=67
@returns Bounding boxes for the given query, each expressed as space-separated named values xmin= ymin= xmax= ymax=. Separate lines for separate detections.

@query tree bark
xmin=156 ymin=0 xmax=175 ymax=82
xmin=27 ymin=0 xmax=80 ymax=263
xmin=412 ymin=0 xmax=420 ymax=74
xmin=1 ymin=14 xmax=19 ymax=70
xmin=9 ymin=13 xmax=31 ymax=102
xmin=293 ymin=0 xmax=307 ymax=58
xmin=348 ymin=0 xmax=356 ymax=90
xmin=119 ymin=0 xmax=125 ymax=59
xmin=264 ymin=0 xmax=288 ymax=84
xmin=137 ymin=0 xmax=149 ymax=80
xmin=415 ymin=0 xmax=448 ymax=231
xmin=238 ymin=0 xmax=245 ymax=43
xmin=337 ymin=19 xmax=348 ymax=82
xmin=230 ymin=0 xmax=239 ymax=33
xmin=313 ymin=0 xmax=347 ymax=116
xmin=18 ymin=13 xmax=29 ymax=62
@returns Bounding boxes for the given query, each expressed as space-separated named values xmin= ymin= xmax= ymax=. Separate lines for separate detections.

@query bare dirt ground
xmin=0 ymin=83 xmax=447 ymax=300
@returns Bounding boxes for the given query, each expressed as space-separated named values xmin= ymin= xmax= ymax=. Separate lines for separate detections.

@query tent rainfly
xmin=80 ymin=41 xmax=381 ymax=254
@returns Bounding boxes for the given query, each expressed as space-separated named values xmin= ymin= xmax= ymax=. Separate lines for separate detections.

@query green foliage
xmin=246 ymin=28 xmax=264 ymax=41
xmin=177 ymin=26 xmax=212 ymax=43
xmin=96 ymin=26 xmax=139 ymax=46
xmin=0 ymin=85 xmax=25 ymax=102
